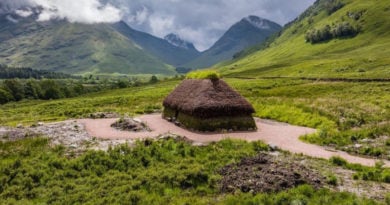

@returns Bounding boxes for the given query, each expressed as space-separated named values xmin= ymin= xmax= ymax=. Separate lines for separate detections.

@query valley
xmin=1 ymin=0 xmax=390 ymax=204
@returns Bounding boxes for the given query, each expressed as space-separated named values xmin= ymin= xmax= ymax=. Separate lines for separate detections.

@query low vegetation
xmin=329 ymin=156 xmax=390 ymax=183
xmin=0 ymin=137 xmax=383 ymax=204
xmin=1 ymin=78 xmax=389 ymax=159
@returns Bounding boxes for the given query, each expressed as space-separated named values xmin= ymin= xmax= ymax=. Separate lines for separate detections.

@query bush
xmin=330 ymin=156 xmax=347 ymax=166
xmin=325 ymin=0 xmax=345 ymax=15
xmin=327 ymin=175 xmax=338 ymax=185
xmin=305 ymin=22 xmax=360 ymax=44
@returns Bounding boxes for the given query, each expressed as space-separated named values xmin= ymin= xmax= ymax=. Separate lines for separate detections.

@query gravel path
xmin=79 ymin=114 xmax=390 ymax=167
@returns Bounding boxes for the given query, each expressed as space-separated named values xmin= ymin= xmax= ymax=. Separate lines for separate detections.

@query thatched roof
xmin=163 ymin=79 xmax=255 ymax=118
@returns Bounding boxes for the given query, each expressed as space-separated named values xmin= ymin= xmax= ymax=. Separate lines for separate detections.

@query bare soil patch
xmin=219 ymin=153 xmax=324 ymax=193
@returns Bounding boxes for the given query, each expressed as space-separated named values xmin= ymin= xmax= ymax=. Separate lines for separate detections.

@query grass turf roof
xmin=163 ymin=79 xmax=255 ymax=118
xmin=186 ymin=70 xmax=221 ymax=80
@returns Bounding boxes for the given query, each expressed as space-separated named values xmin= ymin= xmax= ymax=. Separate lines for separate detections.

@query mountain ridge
xmin=111 ymin=21 xmax=200 ymax=67
xmin=184 ymin=15 xmax=282 ymax=69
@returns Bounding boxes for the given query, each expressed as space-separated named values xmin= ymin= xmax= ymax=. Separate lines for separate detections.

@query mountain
xmin=112 ymin=22 xmax=200 ymax=67
xmin=0 ymin=10 xmax=175 ymax=75
xmin=184 ymin=16 xmax=282 ymax=69
xmin=164 ymin=33 xmax=197 ymax=50
xmin=218 ymin=0 xmax=390 ymax=79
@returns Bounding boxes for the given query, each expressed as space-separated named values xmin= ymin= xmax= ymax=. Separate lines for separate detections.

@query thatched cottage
xmin=162 ymin=78 xmax=257 ymax=132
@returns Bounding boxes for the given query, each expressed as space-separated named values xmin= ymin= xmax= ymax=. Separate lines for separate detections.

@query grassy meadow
xmin=1 ymin=135 xmax=389 ymax=204
xmin=1 ymin=78 xmax=389 ymax=158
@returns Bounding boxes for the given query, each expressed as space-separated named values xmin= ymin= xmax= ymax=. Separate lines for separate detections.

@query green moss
xmin=162 ymin=107 xmax=177 ymax=119
xmin=176 ymin=112 xmax=256 ymax=132
xmin=186 ymin=70 xmax=220 ymax=80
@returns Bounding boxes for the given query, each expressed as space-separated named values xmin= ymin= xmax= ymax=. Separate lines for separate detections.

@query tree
xmin=40 ymin=80 xmax=63 ymax=100
xmin=24 ymin=79 xmax=42 ymax=99
xmin=149 ymin=75 xmax=159 ymax=84
xmin=3 ymin=79 xmax=24 ymax=101
xmin=0 ymin=88 xmax=13 ymax=104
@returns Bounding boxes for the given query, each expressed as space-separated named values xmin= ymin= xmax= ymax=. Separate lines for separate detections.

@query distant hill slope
xmin=0 ymin=12 xmax=175 ymax=75
xmin=112 ymin=21 xmax=200 ymax=67
xmin=184 ymin=16 xmax=282 ymax=69
xmin=218 ymin=0 xmax=390 ymax=79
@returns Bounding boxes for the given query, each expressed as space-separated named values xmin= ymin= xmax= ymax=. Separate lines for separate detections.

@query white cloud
xmin=149 ymin=15 xmax=175 ymax=37
xmin=31 ymin=0 xmax=122 ymax=23
xmin=128 ymin=6 xmax=149 ymax=25
xmin=1 ymin=0 xmax=122 ymax=24
xmin=15 ymin=8 xmax=33 ymax=17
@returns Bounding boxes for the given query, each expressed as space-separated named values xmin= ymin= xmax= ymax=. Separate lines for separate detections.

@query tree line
xmin=0 ymin=78 xmax=92 ymax=104
xmin=0 ymin=65 xmax=78 ymax=79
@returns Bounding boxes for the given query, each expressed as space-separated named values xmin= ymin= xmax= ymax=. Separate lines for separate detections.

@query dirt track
xmin=78 ymin=114 xmax=390 ymax=167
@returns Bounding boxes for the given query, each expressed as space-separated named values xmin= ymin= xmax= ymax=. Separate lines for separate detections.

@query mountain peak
xmin=164 ymin=33 xmax=196 ymax=50
xmin=244 ymin=15 xmax=271 ymax=30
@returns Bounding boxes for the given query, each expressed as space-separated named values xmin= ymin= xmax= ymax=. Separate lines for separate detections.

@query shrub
xmin=325 ymin=0 xmax=345 ymax=15
xmin=330 ymin=156 xmax=347 ymax=166
xmin=305 ymin=22 xmax=360 ymax=44
xmin=327 ymin=175 xmax=338 ymax=185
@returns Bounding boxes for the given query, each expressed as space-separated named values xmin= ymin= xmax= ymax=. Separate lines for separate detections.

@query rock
xmin=17 ymin=124 xmax=23 ymax=128
xmin=133 ymin=118 xmax=142 ymax=123
xmin=354 ymin=144 xmax=362 ymax=148
xmin=361 ymin=138 xmax=374 ymax=143
xmin=268 ymin=144 xmax=278 ymax=151
xmin=111 ymin=118 xmax=150 ymax=132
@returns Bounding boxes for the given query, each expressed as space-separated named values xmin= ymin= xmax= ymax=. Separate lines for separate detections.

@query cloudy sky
xmin=1 ymin=0 xmax=315 ymax=51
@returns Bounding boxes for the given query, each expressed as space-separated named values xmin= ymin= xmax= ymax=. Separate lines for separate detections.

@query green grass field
xmin=1 ymin=136 xmax=388 ymax=204
xmin=1 ymin=78 xmax=389 ymax=158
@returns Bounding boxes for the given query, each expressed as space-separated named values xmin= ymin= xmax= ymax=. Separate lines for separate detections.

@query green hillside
xmin=0 ymin=15 xmax=175 ymax=75
xmin=218 ymin=0 xmax=390 ymax=78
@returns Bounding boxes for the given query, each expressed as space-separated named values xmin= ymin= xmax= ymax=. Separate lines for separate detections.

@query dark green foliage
xmin=0 ymin=64 xmax=78 ymax=79
xmin=325 ymin=0 xmax=345 ymax=15
xmin=305 ymin=22 xmax=360 ymax=44
xmin=330 ymin=156 xmax=347 ymax=166
xmin=0 ymin=88 xmax=12 ymax=104
xmin=2 ymin=79 xmax=24 ymax=101
xmin=149 ymin=75 xmax=159 ymax=84
xmin=40 ymin=80 xmax=63 ymax=100
xmin=24 ymin=80 xmax=42 ymax=99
